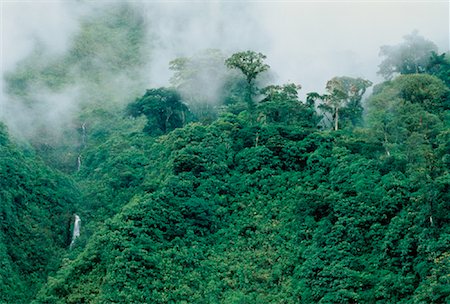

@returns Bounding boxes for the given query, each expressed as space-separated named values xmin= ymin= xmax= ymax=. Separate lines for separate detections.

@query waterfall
xmin=70 ymin=214 xmax=81 ymax=248
xmin=81 ymin=122 xmax=87 ymax=147
xmin=77 ymin=154 xmax=82 ymax=171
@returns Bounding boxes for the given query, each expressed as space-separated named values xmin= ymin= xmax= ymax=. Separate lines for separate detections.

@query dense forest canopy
xmin=1 ymin=2 xmax=449 ymax=303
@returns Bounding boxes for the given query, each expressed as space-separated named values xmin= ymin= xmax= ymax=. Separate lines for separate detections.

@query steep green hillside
xmin=0 ymin=124 xmax=80 ymax=303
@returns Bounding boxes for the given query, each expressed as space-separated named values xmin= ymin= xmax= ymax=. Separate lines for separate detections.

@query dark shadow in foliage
xmin=127 ymin=87 xmax=192 ymax=135
xmin=173 ymin=152 xmax=205 ymax=176
xmin=181 ymin=197 xmax=218 ymax=235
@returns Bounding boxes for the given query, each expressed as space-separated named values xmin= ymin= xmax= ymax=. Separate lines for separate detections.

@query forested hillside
xmin=0 ymin=124 xmax=79 ymax=303
xmin=1 ymin=3 xmax=449 ymax=303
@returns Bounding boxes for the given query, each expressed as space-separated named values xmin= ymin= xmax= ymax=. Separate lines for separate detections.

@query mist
xmin=1 ymin=0 xmax=449 ymax=140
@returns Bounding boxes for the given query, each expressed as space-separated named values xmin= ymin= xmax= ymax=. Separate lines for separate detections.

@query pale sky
xmin=255 ymin=1 xmax=449 ymax=94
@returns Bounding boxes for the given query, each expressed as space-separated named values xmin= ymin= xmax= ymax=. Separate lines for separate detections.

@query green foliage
xmin=169 ymin=50 xmax=225 ymax=97
xmin=225 ymin=51 xmax=270 ymax=107
xmin=366 ymin=74 xmax=449 ymax=159
xmin=258 ymin=83 xmax=319 ymax=128
xmin=225 ymin=51 xmax=270 ymax=85
xmin=69 ymin=4 xmax=147 ymax=76
xmin=3 ymin=3 xmax=149 ymax=172
xmin=378 ymin=31 xmax=438 ymax=79
xmin=308 ymin=76 xmax=372 ymax=130
xmin=426 ymin=52 xmax=450 ymax=87
xmin=169 ymin=49 xmax=247 ymax=122
xmin=127 ymin=88 xmax=191 ymax=135
xmin=0 ymin=124 xmax=79 ymax=303
xmin=394 ymin=74 xmax=450 ymax=113
xmin=34 ymin=75 xmax=450 ymax=302
xmin=5 ymin=3 xmax=147 ymax=102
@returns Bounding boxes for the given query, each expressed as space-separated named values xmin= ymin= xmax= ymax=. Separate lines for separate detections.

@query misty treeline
xmin=1 ymin=3 xmax=450 ymax=304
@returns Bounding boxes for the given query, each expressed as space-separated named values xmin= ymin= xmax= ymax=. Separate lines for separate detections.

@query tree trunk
xmin=334 ymin=107 xmax=339 ymax=131
xmin=247 ymin=80 xmax=255 ymax=109
xmin=165 ymin=108 xmax=173 ymax=133
xmin=81 ymin=122 xmax=87 ymax=147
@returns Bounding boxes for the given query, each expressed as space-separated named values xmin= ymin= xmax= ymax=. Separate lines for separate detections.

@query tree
xmin=127 ymin=88 xmax=190 ymax=135
xmin=366 ymin=74 xmax=447 ymax=157
xmin=169 ymin=49 xmax=229 ymax=123
xmin=225 ymin=51 xmax=270 ymax=107
xmin=308 ymin=77 xmax=372 ymax=130
xmin=169 ymin=49 xmax=228 ymax=104
xmin=258 ymin=83 xmax=319 ymax=128
xmin=426 ymin=52 xmax=450 ymax=87
xmin=378 ymin=31 xmax=438 ymax=79
xmin=393 ymin=74 xmax=449 ymax=114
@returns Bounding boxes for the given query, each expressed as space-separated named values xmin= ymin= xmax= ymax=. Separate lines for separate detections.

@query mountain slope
xmin=0 ymin=124 xmax=80 ymax=303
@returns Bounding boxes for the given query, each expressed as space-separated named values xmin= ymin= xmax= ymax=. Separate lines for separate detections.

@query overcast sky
xmin=256 ymin=1 xmax=449 ymax=94
xmin=1 ymin=0 xmax=449 ymax=101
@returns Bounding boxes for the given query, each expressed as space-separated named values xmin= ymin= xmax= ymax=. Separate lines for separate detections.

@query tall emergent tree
xmin=308 ymin=76 xmax=372 ymax=130
xmin=225 ymin=51 xmax=270 ymax=107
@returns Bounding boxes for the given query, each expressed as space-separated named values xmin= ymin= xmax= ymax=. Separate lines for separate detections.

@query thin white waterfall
xmin=70 ymin=214 xmax=81 ymax=248
xmin=81 ymin=122 xmax=87 ymax=147
xmin=77 ymin=155 xmax=82 ymax=171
